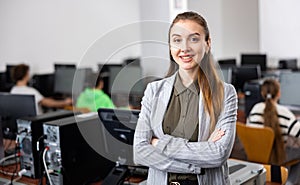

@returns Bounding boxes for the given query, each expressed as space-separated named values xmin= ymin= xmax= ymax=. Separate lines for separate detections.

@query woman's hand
xmin=151 ymin=137 xmax=159 ymax=147
xmin=210 ymin=128 xmax=225 ymax=142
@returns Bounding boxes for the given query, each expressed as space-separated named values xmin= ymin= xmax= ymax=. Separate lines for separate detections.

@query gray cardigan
xmin=133 ymin=73 xmax=238 ymax=185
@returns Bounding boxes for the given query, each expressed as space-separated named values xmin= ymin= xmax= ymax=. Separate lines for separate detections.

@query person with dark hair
xmin=10 ymin=64 xmax=72 ymax=114
xmin=76 ymin=75 xmax=114 ymax=112
xmin=134 ymin=11 xmax=238 ymax=184
xmin=247 ymin=79 xmax=300 ymax=185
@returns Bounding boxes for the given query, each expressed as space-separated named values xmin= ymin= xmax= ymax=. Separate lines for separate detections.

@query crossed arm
xmin=133 ymin=83 xmax=238 ymax=172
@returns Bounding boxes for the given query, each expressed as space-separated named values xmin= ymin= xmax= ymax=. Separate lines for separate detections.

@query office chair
xmin=236 ymin=122 xmax=275 ymax=164
xmin=263 ymin=164 xmax=288 ymax=185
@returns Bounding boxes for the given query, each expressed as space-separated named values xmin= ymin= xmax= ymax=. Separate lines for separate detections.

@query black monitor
xmin=54 ymin=66 xmax=76 ymax=96
xmin=279 ymin=72 xmax=300 ymax=107
xmin=0 ymin=72 xmax=6 ymax=92
xmin=218 ymin=58 xmax=236 ymax=68
xmin=54 ymin=64 xmax=76 ymax=69
xmin=279 ymin=59 xmax=298 ymax=71
xmin=3 ymin=65 xmax=17 ymax=92
xmin=30 ymin=73 xmax=55 ymax=97
xmin=235 ymin=65 xmax=261 ymax=92
xmin=5 ymin=65 xmax=16 ymax=84
xmin=123 ymin=58 xmax=140 ymax=66
xmin=241 ymin=54 xmax=267 ymax=71
xmin=109 ymin=66 xmax=143 ymax=95
xmin=0 ymin=93 xmax=36 ymax=139
xmin=98 ymin=64 xmax=123 ymax=95
xmin=97 ymin=108 xmax=139 ymax=166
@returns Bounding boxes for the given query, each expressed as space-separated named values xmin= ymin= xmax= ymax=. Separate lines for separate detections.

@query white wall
xmin=0 ymin=0 xmax=141 ymax=73
xmin=259 ymin=0 xmax=300 ymax=68
xmin=188 ymin=0 xmax=259 ymax=64
xmin=139 ymin=0 xmax=171 ymax=77
xmin=188 ymin=0 xmax=223 ymax=59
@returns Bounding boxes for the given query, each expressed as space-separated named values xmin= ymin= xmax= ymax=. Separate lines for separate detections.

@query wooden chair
xmin=263 ymin=164 xmax=288 ymax=185
xmin=236 ymin=122 xmax=275 ymax=164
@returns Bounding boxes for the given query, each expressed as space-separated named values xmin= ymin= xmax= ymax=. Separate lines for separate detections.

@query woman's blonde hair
xmin=261 ymin=79 xmax=286 ymax=164
xmin=166 ymin=11 xmax=224 ymax=134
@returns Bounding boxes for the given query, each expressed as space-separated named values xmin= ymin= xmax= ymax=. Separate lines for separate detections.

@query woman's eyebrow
xmin=171 ymin=34 xmax=181 ymax=37
xmin=189 ymin=33 xmax=201 ymax=36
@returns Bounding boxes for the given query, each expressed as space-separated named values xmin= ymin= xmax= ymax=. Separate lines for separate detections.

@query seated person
xmin=76 ymin=75 xmax=114 ymax=112
xmin=10 ymin=64 xmax=72 ymax=114
xmin=247 ymin=79 xmax=300 ymax=185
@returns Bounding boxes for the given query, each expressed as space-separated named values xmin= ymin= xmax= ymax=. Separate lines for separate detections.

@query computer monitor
xmin=72 ymin=68 xmax=96 ymax=101
xmin=97 ymin=108 xmax=140 ymax=166
xmin=54 ymin=64 xmax=76 ymax=69
xmin=98 ymin=64 xmax=123 ymax=95
xmin=219 ymin=67 xmax=233 ymax=84
xmin=123 ymin=58 xmax=140 ymax=67
xmin=5 ymin=65 xmax=16 ymax=84
xmin=241 ymin=54 xmax=267 ymax=71
xmin=30 ymin=73 xmax=55 ymax=97
xmin=54 ymin=67 xmax=76 ymax=96
xmin=218 ymin=58 xmax=236 ymax=68
xmin=3 ymin=65 xmax=17 ymax=92
xmin=0 ymin=72 xmax=6 ymax=92
xmin=279 ymin=72 xmax=300 ymax=107
xmin=235 ymin=65 xmax=261 ymax=92
xmin=109 ymin=66 xmax=143 ymax=95
xmin=278 ymin=59 xmax=298 ymax=71
xmin=0 ymin=93 xmax=36 ymax=139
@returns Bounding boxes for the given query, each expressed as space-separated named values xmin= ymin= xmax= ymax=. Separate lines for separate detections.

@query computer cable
xmin=11 ymin=136 xmax=21 ymax=184
xmin=43 ymin=146 xmax=53 ymax=185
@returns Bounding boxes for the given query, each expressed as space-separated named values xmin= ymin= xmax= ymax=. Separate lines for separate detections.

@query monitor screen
xmin=219 ymin=67 xmax=232 ymax=84
xmin=0 ymin=93 xmax=36 ymax=139
xmin=235 ymin=65 xmax=261 ymax=92
xmin=72 ymin=68 xmax=95 ymax=101
xmin=54 ymin=64 xmax=76 ymax=69
xmin=5 ymin=65 xmax=16 ymax=84
xmin=98 ymin=64 xmax=122 ymax=95
xmin=109 ymin=66 xmax=143 ymax=95
xmin=31 ymin=73 xmax=55 ymax=97
xmin=241 ymin=54 xmax=267 ymax=71
xmin=97 ymin=108 xmax=139 ymax=166
xmin=54 ymin=67 xmax=76 ymax=95
xmin=279 ymin=59 xmax=298 ymax=71
xmin=218 ymin=59 xmax=236 ymax=68
xmin=279 ymin=72 xmax=300 ymax=107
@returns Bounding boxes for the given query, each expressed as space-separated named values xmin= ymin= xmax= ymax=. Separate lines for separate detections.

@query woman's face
xmin=170 ymin=19 xmax=210 ymax=73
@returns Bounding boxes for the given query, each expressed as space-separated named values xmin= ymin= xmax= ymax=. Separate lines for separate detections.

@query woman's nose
xmin=180 ymin=41 xmax=190 ymax=52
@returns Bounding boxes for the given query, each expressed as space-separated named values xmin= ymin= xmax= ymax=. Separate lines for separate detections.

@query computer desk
xmin=0 ymin=163 xmax=42 ymax=185
xmin=0 ymin=159 xmax=266 ymax=185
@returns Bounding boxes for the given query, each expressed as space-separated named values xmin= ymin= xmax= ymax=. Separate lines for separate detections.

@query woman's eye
xmin=173 ymin=38 xmax=181 ymax=43
xmin=190 ymin=37 xmax=200 ymax=42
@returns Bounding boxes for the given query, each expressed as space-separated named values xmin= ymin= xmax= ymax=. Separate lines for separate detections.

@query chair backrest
xmin=263 ymin=164 xmax=288 ymax=184
xmin=236 ymin=122 xmax=275 ymax=164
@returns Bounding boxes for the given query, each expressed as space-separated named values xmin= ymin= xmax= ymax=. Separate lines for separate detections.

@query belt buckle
xmin=170 ymin=182 xmax=180 ymax=185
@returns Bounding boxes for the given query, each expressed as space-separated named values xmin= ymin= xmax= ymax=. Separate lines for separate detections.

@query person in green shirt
xmin=76 ymin=75 xmax=114 ymax=112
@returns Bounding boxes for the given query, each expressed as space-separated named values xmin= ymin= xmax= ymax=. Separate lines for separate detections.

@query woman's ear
xmin=206 ymin=38 xmax=211 ymax=53
xmin=277 ymin=90 xmax=281 ymax=99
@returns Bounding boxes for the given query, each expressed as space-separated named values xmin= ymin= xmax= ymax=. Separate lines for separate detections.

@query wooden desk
xmin=0 ymin=163 xmax=44 ymax=185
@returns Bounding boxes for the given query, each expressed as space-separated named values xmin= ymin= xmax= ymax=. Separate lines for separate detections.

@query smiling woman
xmin=134 ymin=11 xmax=238 ymax=185
xmin=169 ymin=21 xmax=210 ymax=77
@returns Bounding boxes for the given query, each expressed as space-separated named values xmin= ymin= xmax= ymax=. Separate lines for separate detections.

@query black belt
xmin=169 ymin=179 xmax=198 ymax=185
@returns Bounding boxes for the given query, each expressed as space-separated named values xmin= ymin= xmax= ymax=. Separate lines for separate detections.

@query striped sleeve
xmin=284 ymin=109 xmax=300 ymax=138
